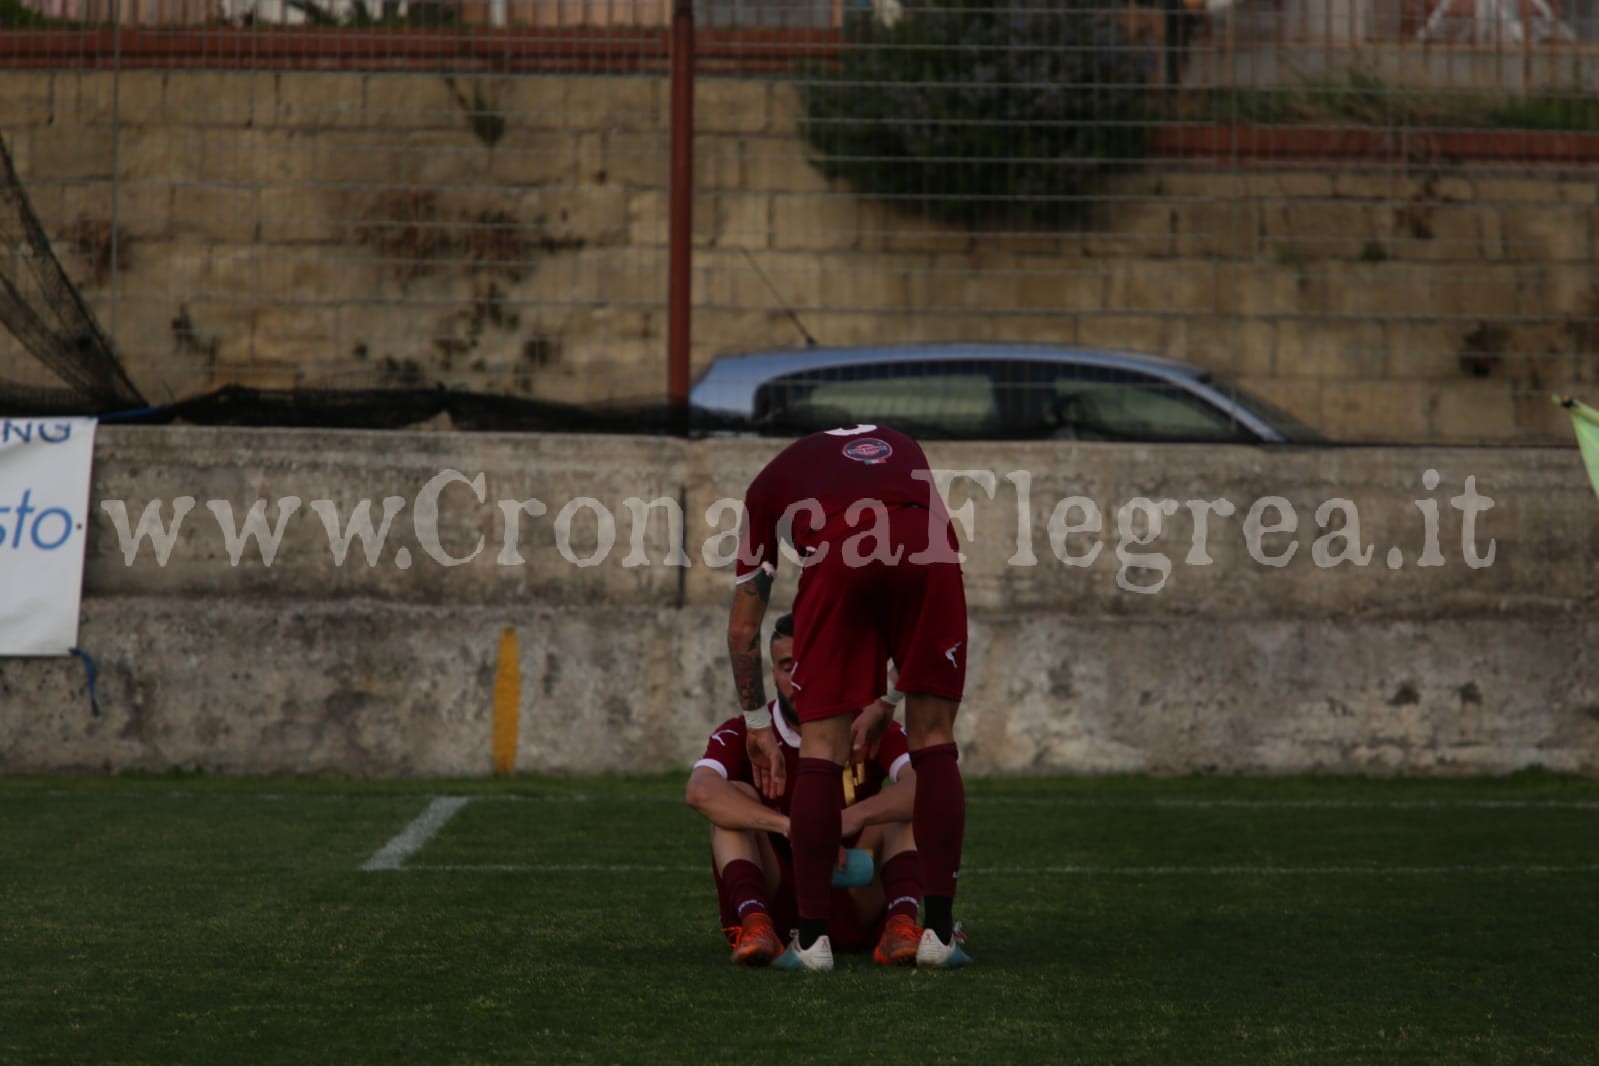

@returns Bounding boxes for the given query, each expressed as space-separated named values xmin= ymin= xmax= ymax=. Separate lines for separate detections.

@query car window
xmin=756 ymin=363 xmax=1000 ymax=437
xmin=1048 ymin=373 xmax=1256 ymax=443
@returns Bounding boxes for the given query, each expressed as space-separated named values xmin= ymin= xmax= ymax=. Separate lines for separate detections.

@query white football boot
xmin=915 ymin=923 xmax=974 ymax=969
xmin=771 ymin=933 xmax=834 ymax=972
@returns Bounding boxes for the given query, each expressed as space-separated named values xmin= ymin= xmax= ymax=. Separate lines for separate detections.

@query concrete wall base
xmin=5 ymin=598 xmax=1593 ymax=777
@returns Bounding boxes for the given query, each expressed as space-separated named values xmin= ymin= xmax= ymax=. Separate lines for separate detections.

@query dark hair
xmin=772 ymin=614 xmax=794 ymax=643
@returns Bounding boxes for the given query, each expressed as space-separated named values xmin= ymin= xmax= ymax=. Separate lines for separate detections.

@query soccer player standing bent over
xmin=726 ymin=424 xmax=973 ymax=970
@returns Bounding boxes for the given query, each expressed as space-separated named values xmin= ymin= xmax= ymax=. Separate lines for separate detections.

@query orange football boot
xmin=873 ymin=913 xmax=923 ymax=966
xmin=730 ymin=911 xmax=784 ymax=966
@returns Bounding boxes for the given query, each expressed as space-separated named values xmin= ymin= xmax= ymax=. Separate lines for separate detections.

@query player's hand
xmin=851 ymin=698 xmax=896 ymax=767
xmin=746 ymin=725 xmax=785 ymax=800
xmin=836 ymin=845 xmax=849 ymax=872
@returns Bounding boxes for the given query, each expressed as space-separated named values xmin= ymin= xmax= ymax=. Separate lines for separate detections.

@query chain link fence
xmin=1 ymin=0 xmax=1596 ymax=441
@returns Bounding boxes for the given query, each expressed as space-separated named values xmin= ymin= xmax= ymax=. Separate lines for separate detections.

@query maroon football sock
xmin=880 ymin=850 xmax=922 ymax=921
xmin=791 ymin=756 xmax=845 ymax=947
xmin=720 ymin=859 xmax=769 ymax=922
xmin=909 ymin=742 xmax=966 ymax=904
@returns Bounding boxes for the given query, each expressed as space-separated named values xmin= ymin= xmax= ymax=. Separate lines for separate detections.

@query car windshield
xmin=1204 ymin=377 xmax=1324 ymax=443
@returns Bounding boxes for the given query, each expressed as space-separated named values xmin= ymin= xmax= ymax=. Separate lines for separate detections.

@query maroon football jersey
xmin=694 ymin=701 xmax=912 ymax=817
xmin=735 ymin=425 xmax=954 ymax=583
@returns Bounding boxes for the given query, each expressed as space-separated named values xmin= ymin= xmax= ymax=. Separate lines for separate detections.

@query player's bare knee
xmin=799 ymin=713 xmax=852 ymax=764
xmin=905 ymin=694 xmax=959 ymax=749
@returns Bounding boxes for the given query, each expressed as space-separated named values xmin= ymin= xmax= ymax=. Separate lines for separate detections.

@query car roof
xmin=690 ymin=342 xmax=1208 ymax=411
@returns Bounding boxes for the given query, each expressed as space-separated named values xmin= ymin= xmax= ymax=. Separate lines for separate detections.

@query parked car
xmin=689 ymin=342 xmax=1322 ymax=443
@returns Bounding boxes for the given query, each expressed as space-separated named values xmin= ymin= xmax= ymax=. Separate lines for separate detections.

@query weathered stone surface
xmin=4 ymin=601 xmax=1594 ymax=777
xmin=694 ymin=79 xmax=770 ymax=135
xmin=1499 ymin=206 xmax=1592 ymax=263
xmin=0 ymin=428 xmax=1593 ymax=776
xmin=1319 ymin=381 xmax=1435 ymax=441
xmin=4 ymin=72 xmax=54 ymax=127
xmin=1274 ymin=319 xmax=1387 ymax=380
xmin=273 ymin=73 xmax=367 ymax=129
xmin=1430 ymin=384 xmax=1522 ymax=443
xmin=771 ymin=193 xmax=860 ymax=252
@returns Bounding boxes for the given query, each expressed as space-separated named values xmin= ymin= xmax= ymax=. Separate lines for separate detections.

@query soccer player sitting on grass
xmin=686 ymin=613 xmax=924 ymax=967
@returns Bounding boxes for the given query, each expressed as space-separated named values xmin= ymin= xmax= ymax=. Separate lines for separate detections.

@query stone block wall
xmin=2 ymin=71 xmax=1595 ymax=443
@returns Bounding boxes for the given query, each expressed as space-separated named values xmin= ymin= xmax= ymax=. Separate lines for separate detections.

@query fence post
xmin=667 ymin=0 xmax=696 ymax=432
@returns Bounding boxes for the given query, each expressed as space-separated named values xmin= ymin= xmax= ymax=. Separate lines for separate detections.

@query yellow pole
xmin=492 ymin=627 xmax=521 ymax=776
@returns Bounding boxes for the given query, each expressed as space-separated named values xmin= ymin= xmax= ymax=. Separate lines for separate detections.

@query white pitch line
xmin=361 ymin=796 xmax=473 ymax=871
xmin=466 ymin=795 xmax=1599 ymax=812
xmin=976 ymin=863 xmax=1599 ymax=876
xmin=25 ymin=790 xmax=1599 ymax=811
xmin=402 ymin=862 xmax=1599 ymax=877
xmin=412 ymin=863 xmax=705 ymax=873
xmin=969 ymin=798 xmax=1599 ymax=811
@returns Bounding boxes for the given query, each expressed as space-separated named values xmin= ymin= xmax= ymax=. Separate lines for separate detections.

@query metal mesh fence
xmin=1 ymin=0 xmax=1596 ymax=442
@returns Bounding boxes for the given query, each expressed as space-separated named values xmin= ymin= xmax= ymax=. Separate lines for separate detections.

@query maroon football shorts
xmin=789 ymin=503 xmax=968 ymax=723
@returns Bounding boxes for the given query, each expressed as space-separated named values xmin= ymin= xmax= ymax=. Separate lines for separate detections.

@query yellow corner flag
xmin=1556 ymin=395 xmax=1599 ymax=503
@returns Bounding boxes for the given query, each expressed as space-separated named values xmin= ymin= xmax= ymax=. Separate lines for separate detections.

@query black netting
xmin=0 ymin=131 xmax=144 ymax=414
xmin=86 ymin=385 xmax=755 ymax=437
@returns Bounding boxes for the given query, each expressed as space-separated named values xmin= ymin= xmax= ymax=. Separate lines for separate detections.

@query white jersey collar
xmin=771 ymin=699 xmax=801 ymax=749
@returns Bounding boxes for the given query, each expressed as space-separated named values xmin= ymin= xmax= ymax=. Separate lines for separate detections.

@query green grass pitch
xmin=4 ymin=772 xmax=1599 ymax=1064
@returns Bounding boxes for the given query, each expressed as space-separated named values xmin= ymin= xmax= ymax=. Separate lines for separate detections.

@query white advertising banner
xmin=0 ymin=417 xmax=97 ymax=656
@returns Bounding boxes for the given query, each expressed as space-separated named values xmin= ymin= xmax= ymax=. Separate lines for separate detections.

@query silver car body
xmin=689 ymin=342 xmax=1312 ymax=443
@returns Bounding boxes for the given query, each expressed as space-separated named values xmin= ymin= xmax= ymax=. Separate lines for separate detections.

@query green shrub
xmin=0 ymin=0 xmax=79 ymax=27
xmin=799 ymin=0 xmax=1153 ymax=228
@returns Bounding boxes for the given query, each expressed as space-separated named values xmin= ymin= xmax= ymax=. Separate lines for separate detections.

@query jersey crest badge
xmin=842 ymin=438 xmax=893 ymax=464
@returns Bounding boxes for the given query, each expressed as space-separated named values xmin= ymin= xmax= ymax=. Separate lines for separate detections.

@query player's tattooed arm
xmin=729 ymin=569 xmax=782 ymax=797
xmin=731 ymin=631 xmax=766 ymax=711
xmin=727 ymin=577 xmax=770 ymax=711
